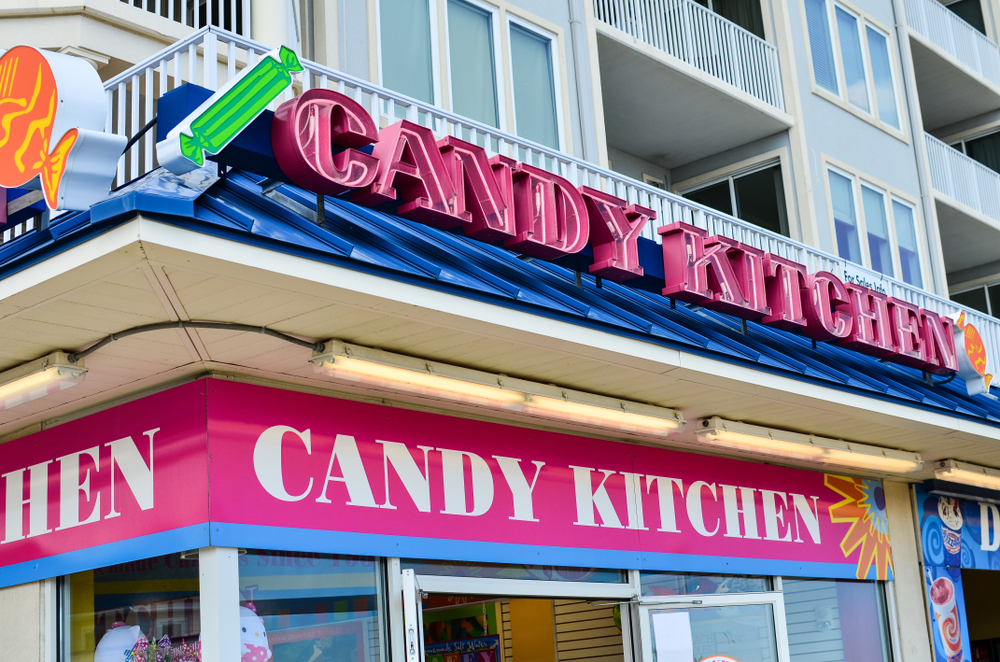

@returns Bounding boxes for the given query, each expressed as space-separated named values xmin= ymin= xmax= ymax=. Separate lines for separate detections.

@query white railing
xmin=926 ymin=132 xmax=1000 ymax=222
xmin=904 ymin=0 xmax=1000 ymax=88
xmin=102 ymin=27 xmax=1000 ymax=372
xmin=592 ymin=0 xmax=784 ymax=111
xmin=120 ymin=0 xmax=249 ymax=35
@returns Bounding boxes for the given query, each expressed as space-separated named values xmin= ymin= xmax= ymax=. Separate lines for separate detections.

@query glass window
xmin=947 ymin=0 xmax=987 ymax=34
xmin=829 ymin=170 xmax=862 ymax=264
xmin=713 ymin=0 xmax=766 ymax=38
xmin=734 ymin=164 xmax=788 ymax=235
xmin=892 ymin=199 xmax=922 ymax=287
xmin=685 ymin=180 xmax=734 ymax=216
xmin=509 ymin=23 xmax=559 ymax=149
xmin=805 ymin=0 xmax=839 ymax=93
xmin=835 ymin=7 xmax=870 ymax=112
xmin=783 ymin=578 xmax=892 ymax=662
xmin=641 ymin=572 xmax=771 ymax=596
xmin=380 ymin=0 xmax=434 ymax=103
xmin=964 ymin=131 xmax=1000 ymax=174
xmin=648 ymin=604 xmax=778 ymax=662
xmin=861 ymin=185 xmax=892 ymax=277
xmin=684 ymin=163 xmax=789 ymax=236
xmin=448 ymin=0 xmax=499 ymax=127
xmin=952 ymin=287 xmax=989 ymax=314
xmin=989 ymin=284 xmax=1000 ymax=317
xmin=65 ymin=553 xmax=200 ymax=661
xmin=238 ymin=550 xmax=383 ymax=662
xmin=865 ymin=26 xmax=899 ymax=129
xmin=402 ymin=559 xmax=626 ymax=582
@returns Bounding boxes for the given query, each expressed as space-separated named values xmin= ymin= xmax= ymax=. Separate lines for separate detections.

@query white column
xmin=251 ymin=0 xmax=290 ymax=50
xmin=199 ymin=546 xmax=241 ymax=662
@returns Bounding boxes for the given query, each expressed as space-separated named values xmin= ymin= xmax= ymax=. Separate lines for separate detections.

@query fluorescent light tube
xmin=934 ymin=459 xmax=1000 ymax=491
xmin=0 ymin=351 xmax=86 ymax=412
xmin=312 ymin=341 xmax=684 ymax=437
xmin=696 ymin=416 xmax=922 ymax=474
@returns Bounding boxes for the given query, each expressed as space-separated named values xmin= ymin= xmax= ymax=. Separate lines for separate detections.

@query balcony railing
xmin=120 ymin=0 xmax=248 ymax=35
xmin=592 ymin=0 xmax=784 ymax=110
xmin=101 ymin=27 xmax=1000 ymax=373
xmin=926 ymin=132 xmax=1000 ymax=222
xmin=904 ymin=0 xmax=1000 ymax=87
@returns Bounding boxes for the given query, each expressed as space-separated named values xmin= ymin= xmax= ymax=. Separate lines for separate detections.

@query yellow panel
xmin=508 ymin=599 xmax=557 ymax=662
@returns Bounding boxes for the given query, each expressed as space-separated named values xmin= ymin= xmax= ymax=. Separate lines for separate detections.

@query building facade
xmin=2 ymin=0 xmax=1000 ymax=662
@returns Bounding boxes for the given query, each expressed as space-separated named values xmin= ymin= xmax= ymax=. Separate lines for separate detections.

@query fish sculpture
xmin=0 ymin=46 xmax=125 ymax=211
xmin=952 ymin=311 xmax=994 ymax=396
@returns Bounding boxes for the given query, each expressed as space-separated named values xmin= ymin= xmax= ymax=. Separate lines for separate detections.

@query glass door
xmin=637 ymin=591 xmax=790 ymax=662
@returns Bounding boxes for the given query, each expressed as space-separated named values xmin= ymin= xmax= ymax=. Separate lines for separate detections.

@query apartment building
xmin=2 ymin=1 xmax=1000 ymax=662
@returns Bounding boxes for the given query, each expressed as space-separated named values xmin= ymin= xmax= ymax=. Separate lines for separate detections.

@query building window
xmin=508 ymin=21 xmax=560 ymax=149
xmin=953 ymin=282 xmax=1000 ymax=317
xmin=63 ymin=553 xmax=200 ymax=660
xmin=446 ymin=0 xmax=500 ymax=128
xmin=694 ymin=0 xmax=766 ymax=39
xmin=238 ymin=550 xmax=385 ymax=662
xmin=952 ymin=130 xmax=1000 ymax=173
xmin=783 ymin=579 xmax=892 ymax=662
xmin=683 ymin=162 xmax=789 ymax=236
xmin=944 ymin=0 xmax=987 ymax=33
xmin=379 ymin=0 xmax=435 ymax=103
xmin=827 ymin=166 xmax=924 ymax=286
xmin=805 ymin=0 xmax=901 ymax=131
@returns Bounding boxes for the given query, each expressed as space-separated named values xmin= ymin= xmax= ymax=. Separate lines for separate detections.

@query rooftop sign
xmin=0 ymin=47 xmax=125 ymax=211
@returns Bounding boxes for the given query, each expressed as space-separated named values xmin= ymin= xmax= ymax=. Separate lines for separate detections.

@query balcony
xmin=904 ymin=0 xmax=1000 ymax=129
xmin=0 ymin=0 xmax=247 ymax=78
xmin=591 ymin=0 xmax=792 ymax=168
xmin=98 ymin=27 xmax=1000 ymax=371
xmin=925 ymin=132 xmax=1000 ymax=282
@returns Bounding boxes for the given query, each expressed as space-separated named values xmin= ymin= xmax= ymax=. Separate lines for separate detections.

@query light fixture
xmin=311 ymin=341 xmax=684 ymax=437
xmin=934 ymin=459 xmax=1000 ymax=491
xmin=0 ymin=351 xmax=86 ymax=412
xmin=696 ymin=416 xmax=923 ymax=474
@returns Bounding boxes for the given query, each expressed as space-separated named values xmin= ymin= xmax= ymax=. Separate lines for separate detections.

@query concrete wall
xmin=884 ymin=481 xmax=933 ymax=662
xmin=0 ymin=581 xmax=45 ymax=662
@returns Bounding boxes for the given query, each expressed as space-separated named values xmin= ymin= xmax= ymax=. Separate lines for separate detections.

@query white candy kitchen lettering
xmin=1 ymin=428 xmax=158 ymax=544
xmin=253 ymin=425 xmax=823 ymax=543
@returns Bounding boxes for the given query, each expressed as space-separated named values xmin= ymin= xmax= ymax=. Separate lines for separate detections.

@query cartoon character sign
xmin=94 ymin=623 xmax=146 ymax=662
xmin=241 ymin=604 xmax=272 ymax=662
xmin=0 ymin=46 xmax=125 ymax=210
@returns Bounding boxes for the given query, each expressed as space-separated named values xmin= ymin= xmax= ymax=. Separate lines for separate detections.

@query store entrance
xmin=421 ymin=595 xmax=625 ymax=662
xmin=962 ymin=569 xmax=1000 ymax=661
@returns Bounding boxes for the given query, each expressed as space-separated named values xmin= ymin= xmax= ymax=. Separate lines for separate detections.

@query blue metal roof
xmin=4 ymin=168 xmax=1000 ymax=426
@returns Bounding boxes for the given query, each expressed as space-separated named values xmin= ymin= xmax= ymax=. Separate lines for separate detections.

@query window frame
xmin=442 ymin=0 xmax=507 ymax=131
xmin=804 ymin=0 xmax=906 ymax=139
xmin=374 ymin=0 xmax=443 ymax=106
xmin=680 ymin=158 xmax=790 ymax=237
xmin=505 ymin=14 xmax=566 ymax=152
xmin=824 ymin=160 xmax=926 ymax=285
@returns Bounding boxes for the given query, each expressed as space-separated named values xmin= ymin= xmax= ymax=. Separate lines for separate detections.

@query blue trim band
xmin=211 ymin=523 xmax=874 ymax=580
xmin=0 ymin=524 xmax=210 ymax=589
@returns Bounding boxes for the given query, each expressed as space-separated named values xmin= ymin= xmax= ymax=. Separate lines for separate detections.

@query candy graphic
xmin=158 ymin=45 xmax=303 ymax=175
xmin=0 ymin=46 xmax=125 ymax=210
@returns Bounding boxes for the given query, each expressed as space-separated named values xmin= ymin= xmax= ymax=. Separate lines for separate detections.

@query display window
xmin=62 ymin=552 xmax=201 ymax=662
xmin=237 ymin=550 xmax=385 ymax=662
xmin=57 ymin=553 xmax=898 ymax=662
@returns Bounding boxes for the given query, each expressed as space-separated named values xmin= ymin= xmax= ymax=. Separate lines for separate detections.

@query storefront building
xmin=1 ymin=29 xmax=1000 ymax=662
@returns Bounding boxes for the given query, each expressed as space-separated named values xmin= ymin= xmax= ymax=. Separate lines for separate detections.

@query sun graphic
xmin=825 ymin=474 xmax=894 ymax=580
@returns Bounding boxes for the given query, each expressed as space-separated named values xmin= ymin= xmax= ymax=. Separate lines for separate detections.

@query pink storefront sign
xmin=206 ymin=380 xmax=893 ymax=581
xmin=0 ymin=381 xmax=210 ymax=585
xmin=0 ymin=379 xmax=893 ymax=586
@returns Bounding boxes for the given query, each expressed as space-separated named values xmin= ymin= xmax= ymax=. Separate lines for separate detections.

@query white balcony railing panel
xmin=904 ymin=0 xmax=1000 ymax=87
xmin=925 ymin=133 xmax=1000 ymax=223
xmin=121 ymin=0 xmax=249 ymax=35
xmin=100 ymin=28 xmax=1000 ymax=376
xmin=592 ymin=0 xmax=784 ymax=110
